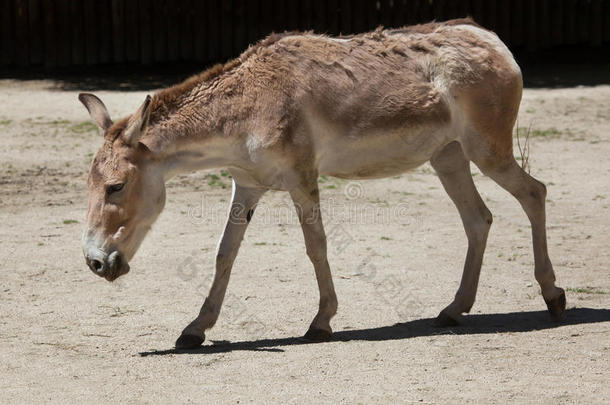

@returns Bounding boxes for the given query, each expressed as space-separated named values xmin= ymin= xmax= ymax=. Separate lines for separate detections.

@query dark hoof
xmin=434 ymin=310 xmax=460 ymax=327
xmin=175 ymin=333 xmax=205 ymax=349
xmin=545 ymin=289 xmax=566 ymax=322
xmin=301 ymin=327 xmax=332 ymax=342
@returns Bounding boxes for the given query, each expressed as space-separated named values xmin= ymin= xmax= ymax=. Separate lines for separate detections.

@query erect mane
xmin=150 ymin=32 xmax=297 ymax=117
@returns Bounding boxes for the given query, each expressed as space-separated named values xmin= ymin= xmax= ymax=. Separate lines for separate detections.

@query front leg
xmin=290 ymin=183 xmax=338 ymax=342
xmin=176 ymin=181 xmax=265 ymax=349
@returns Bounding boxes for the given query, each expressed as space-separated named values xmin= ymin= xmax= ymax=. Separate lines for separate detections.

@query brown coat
xmin=79 ymin=19 xmax=563 ymax=349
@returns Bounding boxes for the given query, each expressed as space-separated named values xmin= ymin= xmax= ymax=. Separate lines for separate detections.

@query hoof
xmin=175 ymin=333 xmax=205 ymax=349
xmin=302 ymin=327 xmax=332 ymax=342
xmin=545 ymin=288 xmax=566 ymax=322
xmin=434 ymin=310 xmax=460 ymax=327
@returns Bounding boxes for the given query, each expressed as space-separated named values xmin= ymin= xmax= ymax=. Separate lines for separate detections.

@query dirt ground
xmin=0 ymin=75 xmax=609 ymax=404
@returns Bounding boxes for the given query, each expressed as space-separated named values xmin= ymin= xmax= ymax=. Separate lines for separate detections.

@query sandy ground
xmin=0 ymin=77 xmax=609 ymax=404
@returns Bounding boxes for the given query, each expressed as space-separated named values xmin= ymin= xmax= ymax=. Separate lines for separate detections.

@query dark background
xmin=2 ymin=0 xmax=609 ymax=87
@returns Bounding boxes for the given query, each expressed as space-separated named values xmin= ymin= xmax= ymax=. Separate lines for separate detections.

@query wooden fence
xmin=2 ymin=0 xmax=610 ymax=68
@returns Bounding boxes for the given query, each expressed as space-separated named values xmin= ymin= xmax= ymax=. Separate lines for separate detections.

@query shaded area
xmin=0 ymin=63 xmax=208 ymax=92
xmin=2 ymin=55 xmax=609 ymax=92
xmin=522 ymin=63 xmax=610 ymax=88
xmin=517 ymin=45 xmax=610 ymax=88
xmin=139 ymin=307 xmax=610 ymax=356
xmin=2 ymin=0 xmax=609 ymax=69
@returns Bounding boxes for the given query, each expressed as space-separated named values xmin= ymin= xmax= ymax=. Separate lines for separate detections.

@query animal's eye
xmin=107 ymin=183 xmax=125 ymax=194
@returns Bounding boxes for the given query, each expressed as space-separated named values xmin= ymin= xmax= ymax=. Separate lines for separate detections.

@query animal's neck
xmin=143 ymin=69 xmax=246 ymax=180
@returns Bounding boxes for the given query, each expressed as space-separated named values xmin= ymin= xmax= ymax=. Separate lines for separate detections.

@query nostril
xmin=91 ymin=259 xmax=103 ymax=271
xmin=88 ymin=258 xmax=104 ymax=274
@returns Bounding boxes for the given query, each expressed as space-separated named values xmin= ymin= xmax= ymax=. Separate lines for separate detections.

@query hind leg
xmin=473 ymin=156 xmax=565 ymax=321
xmin=431 ymin=142 xmax=493 ymax=325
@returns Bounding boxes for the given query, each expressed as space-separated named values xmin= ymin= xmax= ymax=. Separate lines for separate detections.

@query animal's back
xmin=240 ymin=18 xmax=520 ymax=138
xmin=235 ymin=19 xmax=523 ymax=178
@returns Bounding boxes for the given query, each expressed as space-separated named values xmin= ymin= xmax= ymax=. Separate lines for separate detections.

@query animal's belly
xmin=316 ymin=127 xmax=452 ymax=179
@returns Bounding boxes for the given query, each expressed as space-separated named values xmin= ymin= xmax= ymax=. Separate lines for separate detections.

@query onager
xmin=79 ymin=19 xmax=565 ymax=349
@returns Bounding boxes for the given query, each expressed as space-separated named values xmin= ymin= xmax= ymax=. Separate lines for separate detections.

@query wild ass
xmin=79 ymin=19 xmax=565 ymax=349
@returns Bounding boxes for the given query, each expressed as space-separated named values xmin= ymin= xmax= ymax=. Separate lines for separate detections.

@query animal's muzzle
xmin=85 ymin=250 xmax=130 ymax=281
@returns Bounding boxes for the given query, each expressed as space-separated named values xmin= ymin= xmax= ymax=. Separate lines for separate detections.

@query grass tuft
xmin=566 ymin=287 xmax=608 ymax=295
xmin=68 ymin=121 xmax=98 ymax=134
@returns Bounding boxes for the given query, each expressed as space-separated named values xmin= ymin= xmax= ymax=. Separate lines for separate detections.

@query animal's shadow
xmin=139 ymin=307 xmax=610 ymax=356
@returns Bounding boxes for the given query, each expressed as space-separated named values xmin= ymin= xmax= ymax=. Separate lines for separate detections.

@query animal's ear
xmin=78 ymin=93 xmax=113 ymax=131
xmin=123 ymin=95 xmax=152 ymax=146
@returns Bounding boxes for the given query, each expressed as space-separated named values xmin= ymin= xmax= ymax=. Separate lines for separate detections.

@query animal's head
xmin=79 ymin=93 xmax=166 ymax=281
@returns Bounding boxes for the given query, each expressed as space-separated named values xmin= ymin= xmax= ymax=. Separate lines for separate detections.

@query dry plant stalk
xmin=516 ymin=123 xmax=531 ymax=173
